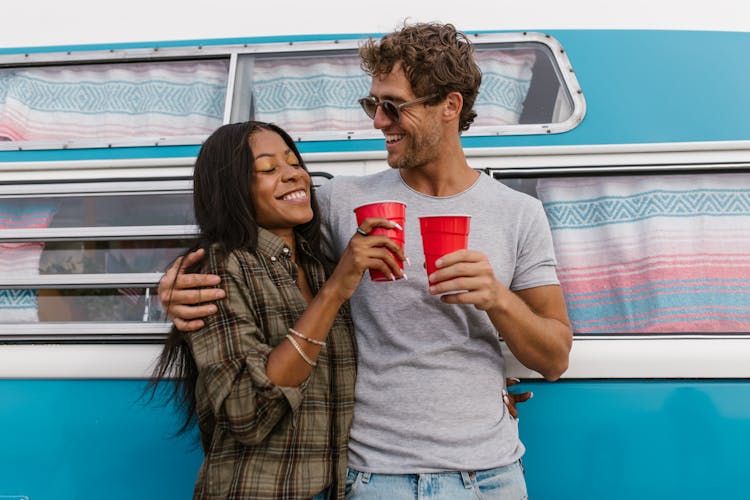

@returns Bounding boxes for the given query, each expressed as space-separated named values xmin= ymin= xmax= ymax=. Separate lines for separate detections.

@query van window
xmin=0 ymin=32 xmax=583 ymax=151
xmin=0 ymin=170 xmax=345 ymax=339
xmin=473 ymin=43 xmax=575 ymax=129
xmin=0 ymin=179 xmax=195 ymax=335
xmin=0 ymin=59 xmax=229 ymax=148
xmin=249 ymin=53 xmax=371 ymax=135
xmin=495 ymin=171 xmax=750 ymax=335
xmin=239 ymin=34 xmax=584 ymax=141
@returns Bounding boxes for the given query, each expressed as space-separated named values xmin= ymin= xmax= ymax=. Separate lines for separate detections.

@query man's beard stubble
xmin=386 ymin=121 xmax=441 ymax=170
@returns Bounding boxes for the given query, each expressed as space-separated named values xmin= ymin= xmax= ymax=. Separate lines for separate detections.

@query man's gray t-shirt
xmin=316 ymin=169 xmax=559 ymax=473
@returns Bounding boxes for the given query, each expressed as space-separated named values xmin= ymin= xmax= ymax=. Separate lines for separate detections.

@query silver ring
xmin=356 ymin=227 xmax=369 ymax=237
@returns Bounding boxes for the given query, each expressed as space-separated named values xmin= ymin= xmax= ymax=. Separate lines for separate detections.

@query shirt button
xmin=270 ymin=256 xmax=277 ymax=262
xmin=283 ymin=247 xmax=290 ymax=254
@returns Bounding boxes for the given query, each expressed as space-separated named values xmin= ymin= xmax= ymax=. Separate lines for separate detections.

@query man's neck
xmin=399 ymin=148 xmax=479 ymax=197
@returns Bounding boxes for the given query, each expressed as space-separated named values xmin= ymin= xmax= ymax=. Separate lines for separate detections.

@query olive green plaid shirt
xmin=188 ymin=229 xmax=356 ymax=499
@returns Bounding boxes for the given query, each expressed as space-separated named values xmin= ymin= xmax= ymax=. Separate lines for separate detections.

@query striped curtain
xmin=538 ymin=174 xmax=750 ymax=334
xmin=0 ymin=60 xmax=228 ymax=142
xmin=0 ymin=201 xmax=59 ymax=322
xmin=251 ymin=50 xmax=536 ymax=134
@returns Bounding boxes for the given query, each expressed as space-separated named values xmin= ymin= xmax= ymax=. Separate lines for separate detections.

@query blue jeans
xmin=344 ymin=461 xmax=527 ymax=499
xmin=312 ymin=488 xmax=329 ymax=500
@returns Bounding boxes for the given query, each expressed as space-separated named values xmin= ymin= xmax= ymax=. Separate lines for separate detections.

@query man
xmin=161 ymin=22 xmax=572 ymax=499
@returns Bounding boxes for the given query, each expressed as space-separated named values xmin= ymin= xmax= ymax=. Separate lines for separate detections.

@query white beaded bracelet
xmin=286 ymin=334 xmax=317 ymax=367
xmin=288 ymin=327 xmax=326 ymax=347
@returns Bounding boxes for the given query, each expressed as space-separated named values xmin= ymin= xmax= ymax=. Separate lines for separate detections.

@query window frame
xmin=0 ymin=32 xmax=586 ymax=151
xmin=0 ymin=177 xmax=197 ymax=340
xmin=491 ymin=162 xmax=750 ymax=339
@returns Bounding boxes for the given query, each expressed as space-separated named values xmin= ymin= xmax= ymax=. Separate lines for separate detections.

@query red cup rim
xmin=418 ymin=214 xmax=471 ymax=220
xmin=354 ymin=200 xmax=407 ymax=213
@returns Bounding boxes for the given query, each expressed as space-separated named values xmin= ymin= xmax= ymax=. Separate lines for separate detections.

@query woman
xmin=150 ymin=121 xmax=404 ymax=499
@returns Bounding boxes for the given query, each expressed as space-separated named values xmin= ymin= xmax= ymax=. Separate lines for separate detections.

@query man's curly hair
xmin=359 ymin=22 xmax=482 ymax=132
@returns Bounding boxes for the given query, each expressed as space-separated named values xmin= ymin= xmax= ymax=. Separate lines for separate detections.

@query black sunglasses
xmin=357 ymin=94 xmax=439 ymax=123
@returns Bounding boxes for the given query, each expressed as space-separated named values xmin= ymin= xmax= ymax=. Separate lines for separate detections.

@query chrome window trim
xmin=0 ymin=225 xmax=198 ymax=242
xmin=0 ymin=322 xmax=169 ymax=335
xmin=0 ymin=39 xmax=367 ymax=67
xmin=2 ymin=135 xmax=213 ymax=152
xmin=0 ymin=273 xmax=165 ymax=288
xmin=230 ymin=54 xmax=255 ymax=123
xmin=0 ymin=179 xmax=192 ymax=195
xmin=223 ymin=52 xmax=239 ymax=124
xmin=0 ymin=157 xmax=196 ymax=183
xmin=490 ymin=162 xmax=750 ymax=178
xmin=0 ymin=323 xmax=171 ymax=344
xmin=0 ymin=179 xmax=196 ymax=243
xmin=0 ymin=32 xmax=585 ymax=150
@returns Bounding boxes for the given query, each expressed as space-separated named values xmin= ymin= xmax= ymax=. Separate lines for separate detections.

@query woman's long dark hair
xmin=147 ymin=121 xmax=326 ymax=434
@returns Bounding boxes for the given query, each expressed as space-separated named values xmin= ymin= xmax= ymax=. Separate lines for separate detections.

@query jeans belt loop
xmin=361 ymin=471 xmax=372 ymax=484
xmin=460 ymin=471 xmax=473 ymax=489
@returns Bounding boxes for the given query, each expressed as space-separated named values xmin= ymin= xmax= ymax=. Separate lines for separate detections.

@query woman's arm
xmin=266 ymin=217 xmax=405 ymax=386
xmin=190 ymin=219 xmax=404 ymax=444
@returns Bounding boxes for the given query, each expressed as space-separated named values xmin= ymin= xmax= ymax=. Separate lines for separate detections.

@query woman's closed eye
xmin=257 ymin=163 xmax=300 ymax=174
xmin=255 ymin=156 xmax=301 ymax=173
xmin=286 ymin=153 xmax=302 ymax=168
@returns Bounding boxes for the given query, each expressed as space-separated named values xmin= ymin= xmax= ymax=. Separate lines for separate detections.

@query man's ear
xmin=442 ymin=92 xmax=463 ymax=122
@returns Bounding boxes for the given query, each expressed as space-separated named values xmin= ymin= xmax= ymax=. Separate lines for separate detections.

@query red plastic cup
xmin=419 ymin=215 xmax=471 ymax=285
xmin=353 ymin=200 xmax=406 ymax=281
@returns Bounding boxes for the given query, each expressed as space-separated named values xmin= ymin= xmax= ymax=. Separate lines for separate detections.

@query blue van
xmin=1 ymin=27 xmax=749 ymax=499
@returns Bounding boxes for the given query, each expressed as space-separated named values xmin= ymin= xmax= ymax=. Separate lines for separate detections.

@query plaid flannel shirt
xmin=188 ymin=229 xmax=356 ymax=499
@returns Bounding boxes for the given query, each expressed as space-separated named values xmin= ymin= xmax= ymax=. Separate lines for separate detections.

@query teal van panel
xmin=547 ymin=30 xmax=750 ymax=146
xmin=518 ymin=380 xmax=750 ymax=500
xmin=0 ymin=379 xmax=202 ymax=500
xmin=0 ymin=33 xmax=372 ymax=56
xmin=2 ymin=380 xmax=748 ymax=499
xmin=0 ymin=145 xmax=201 ymax=163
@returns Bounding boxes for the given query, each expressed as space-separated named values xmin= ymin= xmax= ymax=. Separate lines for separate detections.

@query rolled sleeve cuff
xmin=245 ymin=345 xmax=311 ymax=414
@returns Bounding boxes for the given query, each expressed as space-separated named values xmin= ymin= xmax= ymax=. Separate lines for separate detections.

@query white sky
xmin=3 ymin=0 xmax=750 ymax=48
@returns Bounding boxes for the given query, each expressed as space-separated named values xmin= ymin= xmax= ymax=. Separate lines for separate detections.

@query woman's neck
xmin=267 ymin=228 xmax=296 ymax=257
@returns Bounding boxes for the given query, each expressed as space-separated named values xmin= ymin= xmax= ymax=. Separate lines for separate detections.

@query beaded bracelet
xmin=286 ymin=334 xmax=317 ymax=367
xmin=288 ymin=327 xmax=327 ymax=347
